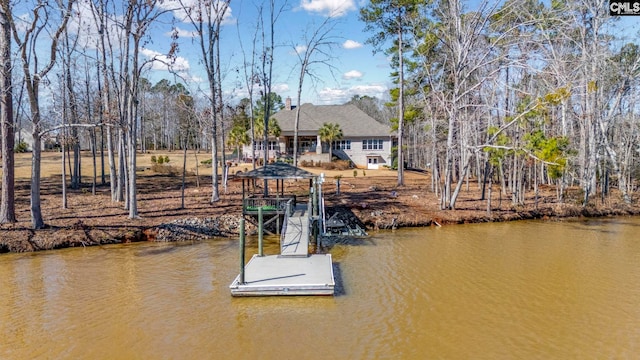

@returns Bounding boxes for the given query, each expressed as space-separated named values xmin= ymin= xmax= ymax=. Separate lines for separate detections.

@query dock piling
xmin=258 ymin=207 xmax=264 ymax=257
xmin=239 ymin=218 xmax=246 ymax=284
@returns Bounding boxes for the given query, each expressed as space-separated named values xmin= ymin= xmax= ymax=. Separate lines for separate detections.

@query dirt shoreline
xmin=1 ymin=169 xmax=639 ymax=253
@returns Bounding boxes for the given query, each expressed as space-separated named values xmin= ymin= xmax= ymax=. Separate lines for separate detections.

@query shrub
xmin=320 ymin=162 xmax=335 ymax=170
xmin=14 ymin=140 xmax=29 ymax=153
xmin=157 ymin=156 xmax=165 ymax=164
xmin=151 ymin=163 xmax=179 ymax=176
xmin=353 ymin=170 xmax=358 ymax=178
xmin=164 ymin=155 xmax=170 ymax=163
xmin=334 ymin=160 xmax=350 ymax=170
xmin=363 ymin=170 xmax=366 ymax=176
xmin=150 ymin=155 xmax=157 ymax=163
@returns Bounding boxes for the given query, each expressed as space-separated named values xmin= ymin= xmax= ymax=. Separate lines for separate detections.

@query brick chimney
xmin=285 ymin=97 xmax=292 ymax=110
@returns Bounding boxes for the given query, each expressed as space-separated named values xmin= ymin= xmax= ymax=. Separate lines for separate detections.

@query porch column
xmin=316 ymin=134 xmax=322 ymax=154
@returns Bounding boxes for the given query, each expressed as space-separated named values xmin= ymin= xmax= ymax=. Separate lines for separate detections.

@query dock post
xmin=239 ymin=218 xmax=246 ymax=284
xmin=312 ymin=178 xmax=318 ymax=217
xmin=258 ymin=207 xmax=264 ymax=257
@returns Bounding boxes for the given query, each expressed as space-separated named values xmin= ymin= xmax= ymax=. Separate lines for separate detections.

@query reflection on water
xmin=2 ymin=218 xmax=640 ymax=359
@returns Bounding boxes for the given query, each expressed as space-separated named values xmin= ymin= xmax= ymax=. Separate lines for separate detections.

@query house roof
xmin=237 ymin=162 xmax=316 ymax=180
xmin=272 ymin=103 xmax=394 ymax=138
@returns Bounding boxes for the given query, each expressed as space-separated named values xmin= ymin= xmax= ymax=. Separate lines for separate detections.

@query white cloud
xmin=317 ymin=84 xmax=388 ymax=104
xmin=175 ymin=72 xmax=204 ymax=84
xmin=67 ymin=2 xmax=126 ymax=50
xmin=342 ymin=70 xmax=363 ymax=80
xmin=169 ymin=27 xmax=198 ymax=38
xmin=162 ymin=0 xmax=235 ymax=26
xmin=140 ymin=48 xmax=190 ymax=72
xmin=272 ymin=83 xmax=290 ymax=94
xmin=300 ymin=0 xmax=356 ymax=17
xmin=294 ymin=45 xmax=307 ymax=55
xmin=342 ymin=40 xmax=362 ymax=49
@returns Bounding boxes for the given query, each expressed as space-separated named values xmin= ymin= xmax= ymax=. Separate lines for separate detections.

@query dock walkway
xmin=280 ymin=206 xmax=310 ymax=257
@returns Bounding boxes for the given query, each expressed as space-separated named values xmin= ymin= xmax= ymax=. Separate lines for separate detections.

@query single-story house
xmin=244 ymin=100 xmax=396 ymax=169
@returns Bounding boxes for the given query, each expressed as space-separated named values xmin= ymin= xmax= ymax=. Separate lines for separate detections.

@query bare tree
xmin=1 ymin=0 xmax=75 ymax=229
xmin=258 ymin=0 xmax=287 ymax=172
xmin=122 ymin=0 xmax=172 ymax=218
xmin=179 ymin=0 xmax=231 ymax=203
xmin=291 ymin=16 xmax=339 ymax=167
xmin=0 ymin=4 xmax=15 ymax=223
xmin=236 ymin=12 xmax=260 ymax=169
xmin=88 ymin=0 xmax=118 ymax=201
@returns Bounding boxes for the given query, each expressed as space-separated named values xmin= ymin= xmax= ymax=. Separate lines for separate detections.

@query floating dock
xmin=229 ymin=254 xmax=334 ymax=296
xmin=230 ymin=206 xmax=335 ymax=296
xmin=231 ymin=164 xmax=335 ymax=296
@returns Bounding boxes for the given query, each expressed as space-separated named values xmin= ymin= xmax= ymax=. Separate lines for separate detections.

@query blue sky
xmin=18 ymin=0 xmax=640 ymax=108
xmin=144 ymin=0 xmax=393 ymax=106
xmin=114 ymin=0 xmax=640 ymax=106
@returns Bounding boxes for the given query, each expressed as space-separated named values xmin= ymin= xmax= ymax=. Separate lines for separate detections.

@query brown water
xmin=2 ymin=218 xmax=640 ymax=359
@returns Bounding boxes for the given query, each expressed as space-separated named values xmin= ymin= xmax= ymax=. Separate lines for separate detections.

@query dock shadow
xmin=332 ymin=261 xmax=346 ymax=297
xmin=318 ymin=234 xmax=375 ymax=252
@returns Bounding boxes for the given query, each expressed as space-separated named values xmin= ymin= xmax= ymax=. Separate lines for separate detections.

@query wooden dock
xmin=230 ymin=205 xmax=335 ymax=296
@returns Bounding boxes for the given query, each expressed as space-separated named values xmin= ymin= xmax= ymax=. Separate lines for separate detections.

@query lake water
xmin=2 ymin=218 xmax=640 ymax=359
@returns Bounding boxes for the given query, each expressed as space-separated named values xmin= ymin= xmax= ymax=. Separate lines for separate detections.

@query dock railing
xmin=279 ymin=199 xmax=295 ymax=253
xmin=243 ymin=196 xmax=295 ymax=214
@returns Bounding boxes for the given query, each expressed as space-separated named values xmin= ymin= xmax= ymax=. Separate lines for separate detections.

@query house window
xmin=368 ymin=158 xmax=378 ymax=164
xmin=363 ymin=139 xmax=383 ymax=150
xmin=253 ymin=141 xmax=278 ymax=150
xmin=332 ymin=140 xmax=351 ymax=150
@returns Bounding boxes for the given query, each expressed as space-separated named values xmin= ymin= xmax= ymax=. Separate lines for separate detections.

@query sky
xmin=15 ymin=0 xmax=640 ymax=109
xmin=141 ymin=0 xmax=394 ymax=106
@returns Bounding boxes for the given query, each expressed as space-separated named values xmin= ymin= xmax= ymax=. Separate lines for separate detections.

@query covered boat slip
xmin=231 ymin=163 xmax=335 ymax=296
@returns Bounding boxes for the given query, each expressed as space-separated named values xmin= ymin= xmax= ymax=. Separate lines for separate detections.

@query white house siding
xmin=336 ymin=137 xmax=393 ymax=169
xmin=256 ymin=103 xmax=397 ymax=168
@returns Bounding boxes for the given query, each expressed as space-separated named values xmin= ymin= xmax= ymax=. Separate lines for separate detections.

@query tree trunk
xmin=62 ymin=137 xmax=67 ymax=209
xmin=396 ymin=17 xmax=405 ymax=186
xmin=181 ymin=138 xmax=187 ymax=209
xmin=0 ymin=8 xmax=15 ymax=223
xmin=91 ymin=129 xmax=97 ymax=195
xmin=117 ymin=129 xmax=126 ymax=203
xmin=211 ymin=99 xmax=220 ymax=202
xmin=127 ymin=95 xmax=138 ymax=218
xmin=107 ymin=126 xmax=117 ymax=201
xmin=30 ymin=128 xmax=44 ymax=229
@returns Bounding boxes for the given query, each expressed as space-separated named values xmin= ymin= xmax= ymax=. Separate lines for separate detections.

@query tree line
xmin=361 ymin=0 xmax=640 ymax=210
xmin=0 ymin=0 xmax=280 ymax=228
xmin=1 ymin=0 xmax=639 ymax=229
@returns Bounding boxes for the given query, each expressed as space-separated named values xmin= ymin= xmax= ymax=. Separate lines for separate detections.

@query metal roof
xmin=236 ymin=162 xmax=316 ymax=180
